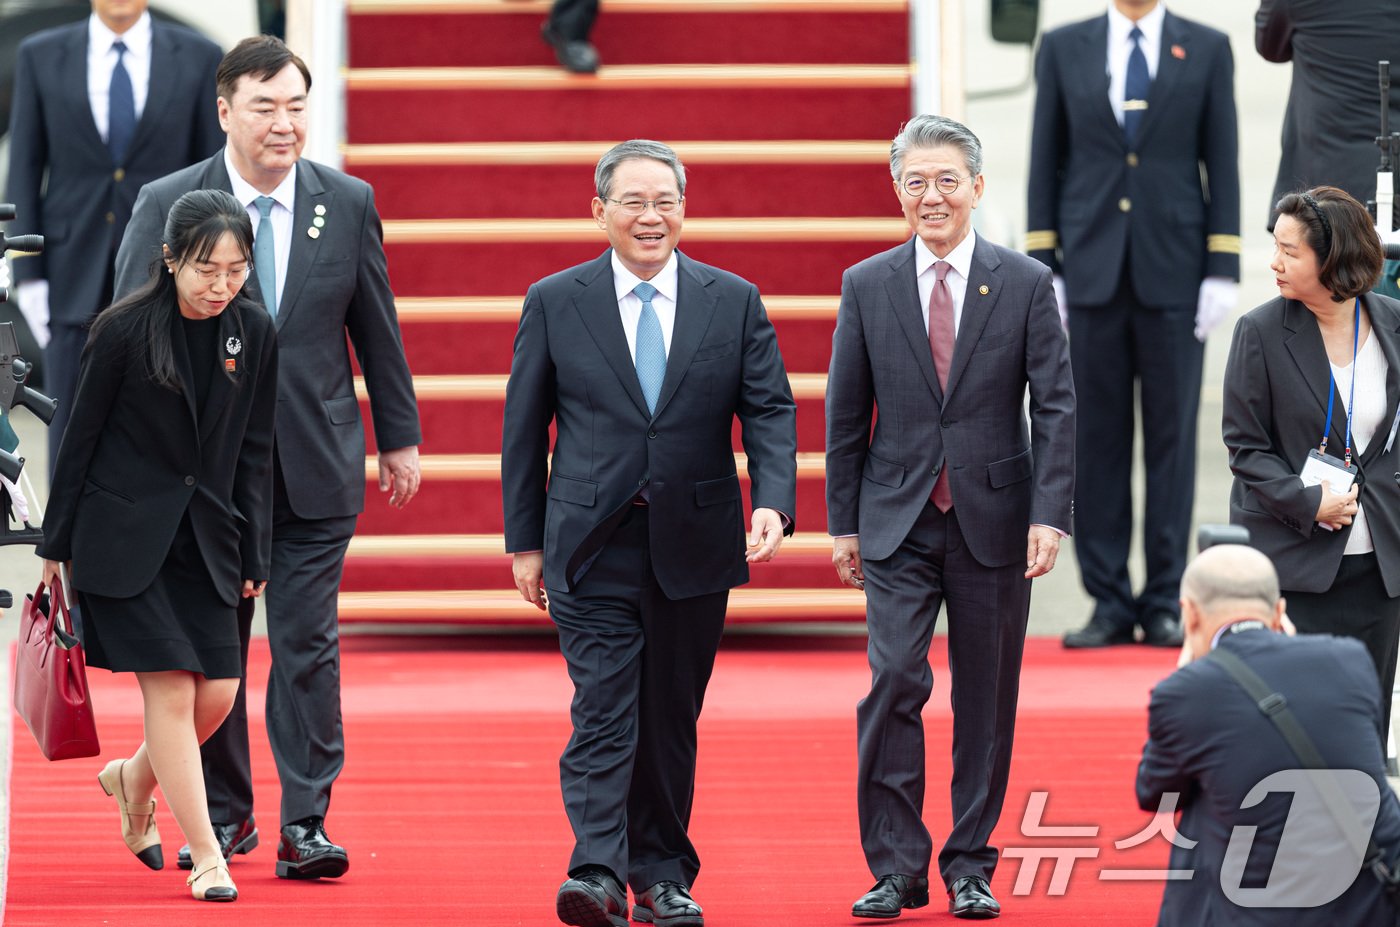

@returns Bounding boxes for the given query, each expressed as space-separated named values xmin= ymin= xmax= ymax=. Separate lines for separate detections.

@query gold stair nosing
xmin=349 ymin=531 xmax=838 ymax=558
xmin=354 ymin=372 xmax=829 ymax=399
xmin=383 ymin=217 xmax=908 ymax=244
xmin=394 ymin=295 xmax=836 ymax=322
xmin=344 ymin=140 xmax=890 ymax=166
xmin=362 ymin=452 xmax=829 ymax=480
xmin=338 ymin=586 xmax=866 ymax=621
xmin=346 ymin=64 xmax=909 ymax=91
xmin=350 ymin=0 xmax=908 ymax=15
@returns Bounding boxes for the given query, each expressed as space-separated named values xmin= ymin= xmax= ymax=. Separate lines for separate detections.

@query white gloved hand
xmin=15 ymin=279 xmax=51 ymax=350
xmin=1194 ymin=276 xmax=1237 ymax=343
xmin=1052 ymin=274 xmax=1069 ymax=331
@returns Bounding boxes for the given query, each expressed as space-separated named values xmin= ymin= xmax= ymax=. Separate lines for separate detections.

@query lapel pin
xmin=314 ymin=204 xmax=327 ymax=216
xmin=308 ymin=226 xmax=321 ymax=239
xmin=225 ymin=358 xmax=237 ymax=373
xmin=979 ymin=285 xmax=989 ymax=295
xmin=225 ymin=336 xmax=242 ymax=355
xmin=313 ymin=216 xmax=325 ymax=228
xmin=1171 ymin=44 xmax=1186 ymax=59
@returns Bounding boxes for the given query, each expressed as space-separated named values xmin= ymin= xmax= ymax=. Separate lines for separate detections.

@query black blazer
xmin=4 ymin=18 xmax=223 ymax=325
xmin=37 ymin=297 xmax=278 ymax=605
xmin=501 ymin=249 xmax=798 ymax=598
xmin=114 ymin=152 xmax=422 ymax=519
xmin=1223 ymin=293 xmax=1400 ymax=595
xmin=1138 ymin=631 xmax=1400 ymax=926
xmin=1027 ymin=10 xmax=1240 ymax=308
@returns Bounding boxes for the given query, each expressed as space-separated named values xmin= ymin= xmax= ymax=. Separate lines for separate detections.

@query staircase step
xmin=356 ymin=372 xmax=830 ymax=399
xmin=346 ymin=141 xmax=890 ymax=222
xmin=348 ymin=2 xmax=907 ymax=69
xmin=346 ymin=67 xmax=910 ymax=143
xmin=337 ymin=585 xmax=867 ymax=626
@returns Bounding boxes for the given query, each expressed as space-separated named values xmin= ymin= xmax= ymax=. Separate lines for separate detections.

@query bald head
xmin=1181 ymin=546 xmax=1285 ymax=660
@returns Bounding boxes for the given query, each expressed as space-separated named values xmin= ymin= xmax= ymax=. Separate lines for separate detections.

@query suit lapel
xmin=59 ymin=25 xmax=107 ymax=159
xmin=944 ymin=237 xmax=1002 ymax=403
xmin=573 ymin=252 xmax=651 ymax=420
xmin=1359 ymin=294 xmax=1400 ymax=468
xmin=883 ymin=239 xmax=943 ymax=401
xmin=128 ymin=21 xmax=174 ymax=160
xmin=1080 ymin=17 xmax=1124 ymax=146
xmin=652 ymin=253 xmax=718 ymax=420
xmin=198 ymin=308 xmax=242 ymax=442
xmin=1136 ymin=12 xmax=1188 ymax=148
xmin=1282 ymin=300 xmax=1349 ymax=454
xmin=274 ymin=161 xmax=330 ymax=330
xmin=169 ymin=310 xmax=198 ymax=427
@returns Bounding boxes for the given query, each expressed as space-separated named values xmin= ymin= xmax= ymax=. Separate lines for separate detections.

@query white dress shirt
xmin=226 ymin=148 xmax=296 ymax=310
xmin=612 ymin=251 xmax=679 ymax=361
xmin=87 ymin=11 xmax=151 ymax=141
xmin=916 ymin=230 xmax=976 ymax=337
xmin=1106 ymin=2 xmax=1165 ymax=128
xmin=1329 ymin=329 xmax=1389 ymax=555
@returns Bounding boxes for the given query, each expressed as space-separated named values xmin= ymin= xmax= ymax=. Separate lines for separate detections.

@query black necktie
xmin=108 ymin=39 xmax=136 ymax=165
xmin=1123 ymin=26 xmax=1149 ymax=148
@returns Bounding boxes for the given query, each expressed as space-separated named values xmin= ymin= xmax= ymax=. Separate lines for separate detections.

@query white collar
xmin=89 ymin=10 xmax=152 ymax=56
xmin=224 ymin=147 xmax=298 ymax=212
xmin=1107 ymin=3 xmax=1166 ymax=50
xmin=915 ymin=229 xmax=977 ymax=280
xmin=611 ymin=250 xmax=680 ymax=303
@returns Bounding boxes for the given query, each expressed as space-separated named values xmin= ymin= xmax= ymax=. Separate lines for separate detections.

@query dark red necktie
xmin=929 ymin=261 xmax=954 ymax=512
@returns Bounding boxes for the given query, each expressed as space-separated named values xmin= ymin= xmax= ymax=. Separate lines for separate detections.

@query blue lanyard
xmin=1320 ymin=297 xmax=1362 ymax=466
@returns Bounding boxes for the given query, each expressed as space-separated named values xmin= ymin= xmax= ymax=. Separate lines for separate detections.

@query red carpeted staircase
xmin=340 ymin=0 xmax=913 ymax=625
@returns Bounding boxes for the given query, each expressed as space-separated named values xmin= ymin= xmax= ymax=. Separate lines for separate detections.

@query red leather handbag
xmin=13 ymin=580 xmax=100 ymax=760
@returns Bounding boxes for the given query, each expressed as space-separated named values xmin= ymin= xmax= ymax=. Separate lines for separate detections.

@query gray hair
xmin=595 ymin=140 xmax=687 ymax=200
xmin=889 ymin=114 xmax=984 ymax=180
xmin=1180 ymin=545 xmax=1281 ymax=616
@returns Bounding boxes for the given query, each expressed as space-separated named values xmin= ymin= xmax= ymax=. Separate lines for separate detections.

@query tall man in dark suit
xmin=502 ymin=139 xmax=797 ymax=927
xmin=1138 ymin=544 xmax=1400 ymax=925
xmin=4 ymin=0 xmax=223 ymax=473
xmin=827 ymin=114 xmax=1075 ymax=920
xmin=1256 ymin=0 xmax=1400 ymax=230
xmin=1028 ymin=0 xmax=1241 ymax=649
xmin=113 ymin=36 xmax=422 ymax=881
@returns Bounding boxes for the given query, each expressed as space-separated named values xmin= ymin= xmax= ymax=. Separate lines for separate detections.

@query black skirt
xmin=78 ymin=509 xmax=241 ymax=679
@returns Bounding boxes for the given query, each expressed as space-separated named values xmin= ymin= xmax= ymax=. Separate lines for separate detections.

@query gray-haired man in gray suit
xmin=826 ymin=114 xmax=1075 ymax=920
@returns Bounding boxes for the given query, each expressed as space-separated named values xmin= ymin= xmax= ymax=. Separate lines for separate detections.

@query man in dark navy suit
xmin=502 ymin=139 xmax=797 ymax=927
xmin=1138 ymin=544 xmax=1400 ymax=926
xmin=1028 ymin=0 xmax=1241 ymax=649
xmin=4 ymin=0 xmax=223 ymax=472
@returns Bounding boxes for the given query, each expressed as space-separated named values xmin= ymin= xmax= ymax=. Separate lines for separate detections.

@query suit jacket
xmin=824 ymin=235 xmax=1075 ymax=565
xmin=1027 ymin=10 xmax=1240 ymax=308
xmin=4 ymin=18 xmax=223 ymax=326
xmin=1138 ymin=631 xmax=1400 ymax=926
xmin=500 ymin=249 xmax=798 ymax=598
xmin=113 ymin=152 xmax=422 ymax=519
xmin=1256 ymin=0 xmax=1400 ymax=229
xmin=36 ymin=296 xmax=277 ymax=604
xmin=1223 ymin=293 xmax=1400 ymax=595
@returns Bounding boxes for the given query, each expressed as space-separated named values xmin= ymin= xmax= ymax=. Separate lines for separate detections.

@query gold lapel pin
xmin=308 ymin=226 xmax=320 ymax=239
xmin=979 ymin=285 xmax=989 ymax=295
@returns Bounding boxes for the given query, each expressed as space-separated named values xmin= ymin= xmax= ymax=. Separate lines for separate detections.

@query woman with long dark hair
xmin=37 ymin=189 xmax=278 ymax=902
xmin=1224 ymin=185 xmax=1400 ymax=746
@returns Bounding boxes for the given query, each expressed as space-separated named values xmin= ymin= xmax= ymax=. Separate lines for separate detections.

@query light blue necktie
xmin=633 ymin=281 xmax=666 ymax=414
xmin=254 ymin=196 xmax=278 ymax=317
xmin=1123 ymin=26 xmax=1150 ymax=148
xmin=107 ymin=40 xmax=135 ymax=165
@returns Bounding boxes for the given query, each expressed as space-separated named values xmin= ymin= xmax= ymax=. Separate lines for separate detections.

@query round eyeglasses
xmin=901 ymin=174 xmax=968 ymax=198
xmin=603 ymin=197 xmax=683 ymax=216
xmin=189 ymin=266 xmax=250 ymax=285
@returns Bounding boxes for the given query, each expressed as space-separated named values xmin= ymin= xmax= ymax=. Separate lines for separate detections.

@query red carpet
xmin=6 ymin=638 xmax=1178 ymax=925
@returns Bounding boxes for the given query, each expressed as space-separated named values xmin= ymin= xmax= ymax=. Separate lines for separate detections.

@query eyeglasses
xmin=901 ymin=173 xmax=969 ymax=197
xmin=603 ymin=197 xmax=683 ymax=216
xmin=188 ymin=266 xmax=250 ymax=285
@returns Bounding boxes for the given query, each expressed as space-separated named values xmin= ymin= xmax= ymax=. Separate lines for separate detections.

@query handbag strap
xmin=37 ymin=579 xmax=76 ymax=642
xmin=1208 ymin=645 xmax=1395 ymax=885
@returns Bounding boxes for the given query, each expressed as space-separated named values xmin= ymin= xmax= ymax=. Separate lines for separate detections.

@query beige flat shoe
xmin=96 ymin=759 xmax=163 ymax=870
xmin=188 ymin=858 xmax=238 ymax=902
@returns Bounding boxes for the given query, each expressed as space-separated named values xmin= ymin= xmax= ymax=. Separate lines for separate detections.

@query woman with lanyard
xmin=1224 ymin=185 xmax=1400 ymax=747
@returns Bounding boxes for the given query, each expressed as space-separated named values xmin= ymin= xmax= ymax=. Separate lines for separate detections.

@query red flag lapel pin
xmin=1170 ymin=44 xmax=1186 ymax=60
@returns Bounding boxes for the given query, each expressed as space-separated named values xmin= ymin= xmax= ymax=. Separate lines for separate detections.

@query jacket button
xmin=931 ymin=464 xmax=941 ymax=476
xmin=1126 ymin=153 xmax=1139 ymax=167
xmin=1394 ymin=472 xmax=1400 ymax=482
xmin=638 ymin=478 xmax=647 ymax=487
xmin=1118 ymin=197 xmax=1132 ymax=212
xmin=648 ymin=430 xmax=658 ymax=439
xmin=184 ymin=476 xmax=195 ymax=486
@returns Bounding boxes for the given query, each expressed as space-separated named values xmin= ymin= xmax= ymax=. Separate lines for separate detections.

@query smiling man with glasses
xmin=503 ymin=138 xmax=797 ymax=927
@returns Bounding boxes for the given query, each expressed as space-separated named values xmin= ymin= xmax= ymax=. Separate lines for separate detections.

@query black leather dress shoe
xmin=177 ymin=815 xmax=259 ymax=870
xmin=1140 ymin=610 xmax=1184 ymax=647
xmin=633 ymin=881 xmax=703 ymax=926
xmin=541 ymin=23 xmax=600 ymax=74
xmin=948 ymin=875 xmax=1000 ymax=919
xmin=1062 ymin=616 xmax=1135 ymax=648
xmin=275 ymin=817 xmax=349 ymax=880
xmin=852 ymin=874 xmax=930 ymax=918
xmin=556 ymin=867 xmax=627 ymax=927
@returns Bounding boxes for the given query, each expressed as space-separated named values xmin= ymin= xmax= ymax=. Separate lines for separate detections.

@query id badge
xmin=1300 ymin=449 xmax=1358 ymax=531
